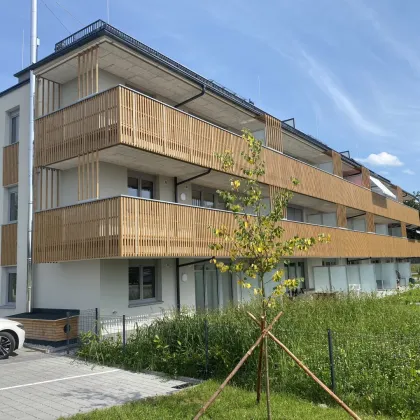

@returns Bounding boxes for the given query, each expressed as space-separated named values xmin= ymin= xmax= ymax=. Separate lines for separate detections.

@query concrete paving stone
xmin=0 ymin=348 xmax=188 ymax=420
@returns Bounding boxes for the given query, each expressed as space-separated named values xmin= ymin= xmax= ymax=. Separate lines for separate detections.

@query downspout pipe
xmin=175 ymin=85 xmax=206 ymax=108
xmin=174 ymin=178 xmax=181 ymax=311
xmin=27 ymin=0 xmax=38 ymax=312
xmin=176 ymin=168 xmax=211 ymax=187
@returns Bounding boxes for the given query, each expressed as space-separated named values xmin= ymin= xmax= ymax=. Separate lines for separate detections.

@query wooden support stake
xmin=256 ymin=316 xmax=265 ymax=403
xmin=194 ymin=311 xmax=283 ymax=420
xmin=247 ymin=312 xmax=361 ymax=420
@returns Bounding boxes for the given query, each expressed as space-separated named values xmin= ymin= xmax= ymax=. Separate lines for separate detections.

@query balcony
xmin=34 ymin=85 xmax=420 ymax=226
xmin=33 ymin=196 xmax=420 ymax=263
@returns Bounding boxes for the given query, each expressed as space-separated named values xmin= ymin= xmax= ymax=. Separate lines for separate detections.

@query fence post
xmin=328 ymin=329 xmax=336 ymax=393
xmin=66 ymin=311 xmax=71 ymax=355
xmin=122 ymin=314 xmax=126 ymax=350
xmin=205 ymin=318 xmax=209 ymax=378
xmin=95 ymin=308 xmax=99 ymax=336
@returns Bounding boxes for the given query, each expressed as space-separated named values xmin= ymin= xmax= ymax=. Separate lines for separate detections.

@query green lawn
xmin=64 ymin=380 xmax=390 ymax=420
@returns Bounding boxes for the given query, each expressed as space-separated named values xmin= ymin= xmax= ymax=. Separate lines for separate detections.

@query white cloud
xmin=299 ymin=49 xmax=389 ymax=137
xmin=357 ymin=152 xmax=403 ymax=167
xmin=403 ymin=169 xmax=415 ymax=175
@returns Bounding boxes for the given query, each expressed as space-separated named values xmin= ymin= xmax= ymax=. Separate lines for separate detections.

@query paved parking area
xmin=0 ymin=348 xmax=187 ymax=419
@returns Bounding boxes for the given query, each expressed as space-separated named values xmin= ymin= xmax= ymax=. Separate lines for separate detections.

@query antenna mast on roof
xmin=27 ymin=0 xmax=38 ymax=312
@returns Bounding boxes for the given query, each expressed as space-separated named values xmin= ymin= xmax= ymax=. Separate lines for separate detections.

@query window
xmin=129 ymin=266 xmax=156 ymax=302
xmin=9 ymin=111 xmax=19 ymax=144
xmin=287 ymin=206 xmax=303 ymax=222
xmin=8 ymin=187 xmax=18 ymax=222
xmin=192 ymin=190 xmax=201 ymax=207
xmin=192 ymin=186 xmax=220 ymax=209
xmin=128 ymin=174 xmax=154 ymax=199
xmin=322 ymin=259 xmax=337 ymax=267
xmin=7 ymin=271 xmax=16 ymax=304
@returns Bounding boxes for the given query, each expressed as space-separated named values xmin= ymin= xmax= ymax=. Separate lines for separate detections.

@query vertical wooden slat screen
xmin=365 ymin=212 xmax=375 ymax=233
xmin=33 ymin=197 xmax=120 ymax=263
xmin=336 ymin=204 xmax=347 ymax=228
xmin=34 ymin=86 xmax=420 ymax=226
xmin=401 ymin=222 xmax=407 ymax=238
xmin=3 ymin=143 xmax=19 ymax=186
xmin=265 ymin=115 xmax=283 ymax=152
xmin=1 ymin=223 xmax=17 ymax=266
xmin=331 ymin=151 xmax=343 ymax=177
xmin=33 ymin=197 xmax=420 ymax=263
xmin=78 ymin=46 xmax=99 ymax=99
xmin=35 ymin=167 xmax=60 ymax=211
xmin=361 ymin=167 xmax=371 ymax=189
xmin=35 ymin=87 xmax=118 ymax=167
xmin=35 ymin=77 xmax=61 ymax=118
xmin=77 ymin=151 xmax=99 ymax=201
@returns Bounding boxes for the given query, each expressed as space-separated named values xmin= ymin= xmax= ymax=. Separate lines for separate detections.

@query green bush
xmin=78 ymin=292 xmax=420 ymax=418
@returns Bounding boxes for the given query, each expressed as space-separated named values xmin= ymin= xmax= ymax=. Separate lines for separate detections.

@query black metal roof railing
xmin=55 ymin=19 xmax=106 ymax=51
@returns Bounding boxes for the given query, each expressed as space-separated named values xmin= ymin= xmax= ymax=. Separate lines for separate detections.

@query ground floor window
xmin=1 ymin=267 xmax=16 ymax=306
xmin=129 ymin=266 xmax=156 ymax=302
xmin=7 ymin=271 xmax=16 ymax=304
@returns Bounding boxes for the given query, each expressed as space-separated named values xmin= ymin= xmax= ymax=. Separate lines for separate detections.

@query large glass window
xmin=129 ymin=266 xmax=156 ymax=302
xmin=9 ymin=188 xmax=18 ymax=222
xmin=192 ymin=187 xmax=219 ymax=209
xmin=287 ymin=206 xmax=303 ymax=222
xmin=128 ymin=174 xmax=154 ymax=199
xmin=7 ymin=272 xmax=17 ymax=304
xmin=10 ymin=111 xmax=19 ymax=144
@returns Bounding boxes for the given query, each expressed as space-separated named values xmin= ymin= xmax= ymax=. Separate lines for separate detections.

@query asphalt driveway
xmin=0 ymin=348 xmax=187 ymax=419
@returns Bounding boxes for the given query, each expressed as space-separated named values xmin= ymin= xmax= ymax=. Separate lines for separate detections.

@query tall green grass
xmin=78 ymin=290 xmax=420 ymax=418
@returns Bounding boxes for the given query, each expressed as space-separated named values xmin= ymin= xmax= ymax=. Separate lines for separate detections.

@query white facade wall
xmin=34 ymin=261 xmax=101 ymax=310
xmin=99 ymin=259 xmax=177 ymax=316
xmin=0 ymin=83 xmax=30 ymax=317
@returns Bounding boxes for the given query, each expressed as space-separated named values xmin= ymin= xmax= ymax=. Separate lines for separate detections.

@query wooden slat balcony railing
xmin=3 ymin=143 xmax=19 ymax=186
xmin=34 ymin=86 xmax=420 ymax=226
xmin=1 ymin=223 xmax=18 ymax=266
xmin=33 ymin=196 xmax=420 ymax=263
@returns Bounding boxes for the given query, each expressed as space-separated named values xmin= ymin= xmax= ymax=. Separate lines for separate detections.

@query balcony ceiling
xmin=289 ymin=192 xmax=336 ymax=214
xmin=38 ymin=37 xmax=263 ymax=133
xmin=283 ymin=132 xmax=331 ymax=165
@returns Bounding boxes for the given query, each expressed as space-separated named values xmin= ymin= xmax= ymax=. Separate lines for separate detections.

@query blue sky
xmin=1 ymin=0 xmax=419 ymax=192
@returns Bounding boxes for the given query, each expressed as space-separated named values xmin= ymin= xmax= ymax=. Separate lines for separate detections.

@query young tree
xmin=209 ymin=129 xmax=330 ymax=418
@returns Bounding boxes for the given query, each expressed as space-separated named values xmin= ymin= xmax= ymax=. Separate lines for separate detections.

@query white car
xmin=0 ymin=318 xmax=25 ymax=360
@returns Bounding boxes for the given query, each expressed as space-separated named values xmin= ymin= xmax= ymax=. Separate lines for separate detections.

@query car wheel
xmin=0 ymin=332 xmax=15 ymax=360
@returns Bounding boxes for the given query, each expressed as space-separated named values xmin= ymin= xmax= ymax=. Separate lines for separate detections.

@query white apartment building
xmin=1 ymin=21 xmax=419 ymax=327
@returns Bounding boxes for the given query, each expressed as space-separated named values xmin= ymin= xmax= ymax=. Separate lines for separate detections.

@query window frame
xmin=7 ymin=269 xmax=17 ymax=305
xmin=127 ymin=171 xmax=155 ymax=200
xmin=128 ymin=262 xmax=158 ymax=304
xmin=9 ymin=110 xmax=19 ymax=145
xmin=8 ymin=187 xmax=18 ymax=223
xmin=191 ymin=184 xmax=225 ymax=210
xmin=286 ymin=205 xmax=304 ymax=222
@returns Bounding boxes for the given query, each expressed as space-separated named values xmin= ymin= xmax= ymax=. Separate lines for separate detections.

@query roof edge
xmin=0 ymin=79 xmax=30 ymax=99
